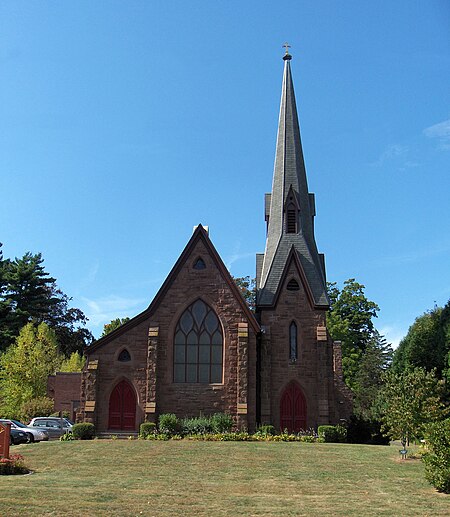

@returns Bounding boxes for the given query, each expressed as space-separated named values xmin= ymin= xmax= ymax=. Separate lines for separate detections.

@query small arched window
xmin=174 ymin=299 xmax=223 ymax=383
xmin=289 ymin=322 xmax=297 ymax=362
xmin=118 ymin=349 xmax=131 ymax=362
xmin=286 ymin=204 xmax=297 ymax=233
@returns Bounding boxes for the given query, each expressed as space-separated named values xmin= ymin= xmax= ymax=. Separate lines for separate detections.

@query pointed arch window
xmin=193 ymin=257 xmax=206 ymax=270
xmin=173 ymin=299 xmax=223 ymax=383
xmin=289 ymin=322 xmax=298 ymax=362
xmin=118 ymin=349 xmax=131 ymax=362
xmin=287 ymin=278 xmax=300 ymax=291
xmin=286 ymin=203 xmax=297 ymax=233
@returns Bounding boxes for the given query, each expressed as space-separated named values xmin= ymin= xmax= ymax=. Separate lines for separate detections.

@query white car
xmin=0 ymin=418 xmax=49 ymax=443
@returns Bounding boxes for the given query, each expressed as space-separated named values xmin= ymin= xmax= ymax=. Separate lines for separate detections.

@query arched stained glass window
xmin=289 ymin=322 xmax=297 ymax=362
xmin=174 ymin=299 xmax=223 ymax=383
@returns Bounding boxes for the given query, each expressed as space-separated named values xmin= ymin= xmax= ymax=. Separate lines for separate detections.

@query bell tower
xmin=256 ymin=48 xmax=345 ymax=430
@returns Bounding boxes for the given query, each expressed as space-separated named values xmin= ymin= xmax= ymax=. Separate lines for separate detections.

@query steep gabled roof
xmin=257 ymin=51 xmax=329 ymax=308
xmin=86 ymin=225 xmax=260 ymax=354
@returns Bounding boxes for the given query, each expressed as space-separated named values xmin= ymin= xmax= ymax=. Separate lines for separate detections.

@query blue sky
xmin=1 ymin=1 xmax=449 ymax=345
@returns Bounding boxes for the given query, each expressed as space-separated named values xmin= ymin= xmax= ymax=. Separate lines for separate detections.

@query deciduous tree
xmin=393 ymin=301 xmax=450 ymax=380
xmin=377 ymin=367 xmax=447 ymax=445
xmin=0 ymin=323 xmax=61 ymax=418
xmin=233 ymin=276 xmax=256 ymax=312
xmin=59 ymin=352 xmax=86 ymax=372
xmin=101 ymin=317 xmax=131 ymax=337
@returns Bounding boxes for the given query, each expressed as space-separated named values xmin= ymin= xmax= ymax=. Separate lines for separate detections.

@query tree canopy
xmin=0 ymin=245 xmax=93 ymax=354
xmin=233 ymin=276 xmax=256 ymax=312
xmin=101 ymin=317 xmax=131 ymax=337
xmin=327 ymin=279 xmax=392 ymax=419
xmin=392 ymin=300 xmax=450 ymax=380
xmin=377 ymin=367 xmax=448 ymax=445
xmin=0 ymin=322 xmax=61 ymax=418
xmin=327 ymin=279 xmax=391 ymax=388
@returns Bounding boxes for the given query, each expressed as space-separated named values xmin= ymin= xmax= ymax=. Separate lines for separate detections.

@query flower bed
xmin=0 ymin=454 xmax=29 ymax=475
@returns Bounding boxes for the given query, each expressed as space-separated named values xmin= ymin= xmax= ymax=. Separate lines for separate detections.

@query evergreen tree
xmin=0 ymin=249 xmax=93 ymax=353
xmin=352 ymin=331 xmax=392 ymax=419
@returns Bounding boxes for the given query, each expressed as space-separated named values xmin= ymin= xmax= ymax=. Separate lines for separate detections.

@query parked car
xmin=0 ymin=418 xmax=49 ymax=443
xmin=28 ymin=417 xmax=73 ymax=438
xmin=10 ymin=428 xmax=28 ymax=445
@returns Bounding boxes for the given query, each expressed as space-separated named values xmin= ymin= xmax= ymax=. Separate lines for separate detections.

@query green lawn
xmin=0 ymin=440 xmax=447 ymax=516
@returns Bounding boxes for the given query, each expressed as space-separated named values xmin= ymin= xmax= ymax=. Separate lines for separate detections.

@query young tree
xmin=59 ymin=352 xmax=86 ymax=372
xmin=377 ymin=367 xmax=448 ymax=446
xmin=101 ymin=317 xmax=131 ymax=337
xmin=0 ymin=323 xmax=61 ymax=418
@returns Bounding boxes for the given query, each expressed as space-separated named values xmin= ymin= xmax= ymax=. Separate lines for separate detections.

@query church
xmin=78 ymin=49 xmax=352 ymax=433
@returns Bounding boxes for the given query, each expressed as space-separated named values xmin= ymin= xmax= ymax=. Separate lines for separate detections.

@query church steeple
xmin=257 ymin=49 xmax=329 ymax=308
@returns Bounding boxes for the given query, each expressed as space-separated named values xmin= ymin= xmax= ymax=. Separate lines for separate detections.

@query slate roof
xmin=257 ymin=53 xmax=329 ymax=308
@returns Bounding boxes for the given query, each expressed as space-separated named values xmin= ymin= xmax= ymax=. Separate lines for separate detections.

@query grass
xmin=0 ymin=440 xmax=448 ymax=516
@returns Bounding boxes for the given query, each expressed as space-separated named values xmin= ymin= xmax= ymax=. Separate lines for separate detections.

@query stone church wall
xmin=259 ymin=261 xmax=338 ymax=430
xmin=80 ymin=236 xmax=257 ymax=432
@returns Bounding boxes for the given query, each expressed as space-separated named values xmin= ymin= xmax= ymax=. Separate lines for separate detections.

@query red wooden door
xmin=108 ymin=380 xmax=136 ymax=431
xmin=280 ymin=382 xmax=307 ymax=432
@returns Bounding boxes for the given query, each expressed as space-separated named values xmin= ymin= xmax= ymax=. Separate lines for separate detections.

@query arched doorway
xmin=108 ymin=379 xmax=136 ymax=431
xmin=280 ymin=382 xmax=307 ymax=432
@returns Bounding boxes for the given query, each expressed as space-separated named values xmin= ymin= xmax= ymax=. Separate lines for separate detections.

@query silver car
xmin=28 ymin=417 xmax=73 ymax=438
xmin=0 ymin=418 xmax=49 ymax=443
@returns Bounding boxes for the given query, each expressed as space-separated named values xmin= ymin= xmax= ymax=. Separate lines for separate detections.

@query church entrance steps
xmin=96 ymin=431 xmax=139 ymax=439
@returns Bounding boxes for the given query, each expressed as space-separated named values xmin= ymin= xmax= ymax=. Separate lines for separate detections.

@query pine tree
xmin=0 ymin=249 xmax=93 ymax=353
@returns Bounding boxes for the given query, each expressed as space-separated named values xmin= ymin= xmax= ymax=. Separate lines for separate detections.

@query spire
xmin=257 ymin=48 xmax=328 ymax=307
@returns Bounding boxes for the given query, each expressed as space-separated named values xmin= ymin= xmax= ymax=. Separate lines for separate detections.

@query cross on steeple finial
xmin=282 ymin=42 xmax=292 ymax=61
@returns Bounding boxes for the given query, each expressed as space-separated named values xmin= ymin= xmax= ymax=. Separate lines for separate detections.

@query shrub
xmin=158 ymin=414 xmax=180 ymax=436
xmin=346 ymin=415 xmax=390 ymax=445
xmin=60 ymin=432 xmax=75 ymax=441
xmin=72 ymin=423 xmax=95 ymax=440
xmin=0 ymin=454 xmax=29 ymax=475
xmin=318 ymin=425 xmax=338 ymax=442
xmin=255 ymin=425 xmax=276 ymax=437
xmin=210 ymin=413 xmax=234 ymax=433
xmin=20 ymin=397 xmax=54 ymax=422
xmin=181 ymin=416 xmax=212 ymax=435
xmin=140 ymin=422 xmax=156 ymax=439
xmin=334 ymin=424 xmax=347 ymax=443
xmin=423 ymin=418 xmax=450 ymax=493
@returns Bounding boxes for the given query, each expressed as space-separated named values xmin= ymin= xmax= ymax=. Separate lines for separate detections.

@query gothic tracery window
xmin=173 ymin=299 xmax=223 ymax=383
